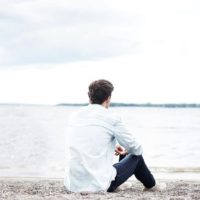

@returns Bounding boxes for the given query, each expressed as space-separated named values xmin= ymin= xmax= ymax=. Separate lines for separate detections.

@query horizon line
xmin=1 ymin=102 xmax=200 ymax=108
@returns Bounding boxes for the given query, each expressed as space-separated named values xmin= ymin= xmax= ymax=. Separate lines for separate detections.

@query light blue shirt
xmin=64 ymin=104 xmax=143 ymax=192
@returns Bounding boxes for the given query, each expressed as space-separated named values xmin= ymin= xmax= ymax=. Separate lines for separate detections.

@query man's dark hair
xmin=88 ymin=79 xmax=114 ymax=104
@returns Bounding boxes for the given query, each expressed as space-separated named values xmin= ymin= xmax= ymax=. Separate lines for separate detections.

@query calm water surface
xmin=0 ymin=105 xmax=199 ymax=179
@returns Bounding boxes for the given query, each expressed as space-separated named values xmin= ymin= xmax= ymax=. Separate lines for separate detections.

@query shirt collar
xmin=88 ymin=103 xmax=107 ymax=110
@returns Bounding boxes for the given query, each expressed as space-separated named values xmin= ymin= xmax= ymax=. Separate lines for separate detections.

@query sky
xmin=0 ymin=0 xmax=200 ymax=104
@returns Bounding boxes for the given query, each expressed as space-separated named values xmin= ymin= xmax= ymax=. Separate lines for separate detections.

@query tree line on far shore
xmin=57 ymin=103 xmax=200 ymax=108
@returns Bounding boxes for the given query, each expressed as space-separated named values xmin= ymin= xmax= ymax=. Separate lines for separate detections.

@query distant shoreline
xmin=57 ymin=103 xmax=200 ymax=108
xmin=1 ymin=103 xmax=200 ymax=108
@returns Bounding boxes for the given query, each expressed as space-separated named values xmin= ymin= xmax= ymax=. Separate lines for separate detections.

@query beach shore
xmin=0 ymin=178 xmax=199 ymax=200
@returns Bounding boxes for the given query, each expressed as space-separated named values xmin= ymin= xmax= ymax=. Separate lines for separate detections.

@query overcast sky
xmin=0 ymin=0 xmax=200 ymax=104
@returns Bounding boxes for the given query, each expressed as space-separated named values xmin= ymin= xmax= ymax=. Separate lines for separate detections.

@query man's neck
xmin=101 ymin=102 xmax=109 ymax=109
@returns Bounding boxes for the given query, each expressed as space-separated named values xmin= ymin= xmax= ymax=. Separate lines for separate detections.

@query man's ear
xmin=107 ymin=96 xmax=111 ymax=102
xmin=106 ymin=96 xmax=111 ymax=105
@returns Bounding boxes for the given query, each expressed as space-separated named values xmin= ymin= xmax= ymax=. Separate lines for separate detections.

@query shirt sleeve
xmin=113 ymin=117 xmax=143 ymax=156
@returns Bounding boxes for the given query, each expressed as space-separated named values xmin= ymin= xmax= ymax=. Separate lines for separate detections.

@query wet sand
xmin=0 ymin=178 xmax=200 ymax=200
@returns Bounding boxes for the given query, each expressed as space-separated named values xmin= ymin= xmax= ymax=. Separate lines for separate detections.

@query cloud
xmin=1 ymin=54 xmax=200 ymax=104
xmin=1 ymin=0 xmax=200 ymax=70
xmin=0 ymin=0 xmax=144 ymax=68
xmin=1 ymin=0 xmax=200 ymax=104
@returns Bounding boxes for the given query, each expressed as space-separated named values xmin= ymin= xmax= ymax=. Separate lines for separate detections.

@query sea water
xmin=0 ymin=104 xmax=199 ymax=180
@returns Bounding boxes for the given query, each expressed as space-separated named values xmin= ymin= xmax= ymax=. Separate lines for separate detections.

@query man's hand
xmin=115 ymin=145 xmax=128 ymax=156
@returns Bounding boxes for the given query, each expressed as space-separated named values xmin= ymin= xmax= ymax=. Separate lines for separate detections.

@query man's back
xmin=64 ymin=104 xmax=117 ymax=192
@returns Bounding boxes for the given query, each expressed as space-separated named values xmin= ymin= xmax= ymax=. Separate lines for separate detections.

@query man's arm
xmin=113 ymin=118 xmax=143 ymax=156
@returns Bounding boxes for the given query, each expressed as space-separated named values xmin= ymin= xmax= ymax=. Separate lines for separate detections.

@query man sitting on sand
xmin=64 ymin=79 xmax=166 ymax=192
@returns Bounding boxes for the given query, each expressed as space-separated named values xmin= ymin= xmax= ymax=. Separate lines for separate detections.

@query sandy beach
xmin=0 ymin=178 xmax=199 ymax=200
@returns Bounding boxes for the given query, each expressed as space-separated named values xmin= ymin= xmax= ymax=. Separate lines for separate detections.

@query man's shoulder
xmin=101 ymin=109 xmax=122 ymax=125
xmin=108 ymin=112 xmax=122 ymax=125
xmin=70 ymin=106 xmax=88 ymax=118
xmin=69 ymin=105 xmax=121 ymax=125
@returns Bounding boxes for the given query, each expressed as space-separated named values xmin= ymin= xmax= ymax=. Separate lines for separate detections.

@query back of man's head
xmin=88 ymin=79 xmax=114 ymax=104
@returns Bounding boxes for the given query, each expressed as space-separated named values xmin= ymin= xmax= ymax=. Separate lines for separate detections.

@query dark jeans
xmin=107 ymin=154 xmax=156 ymax=192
